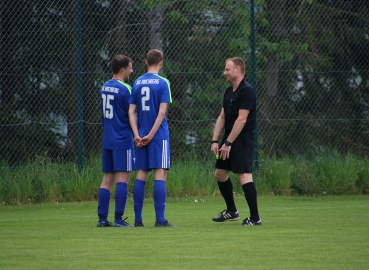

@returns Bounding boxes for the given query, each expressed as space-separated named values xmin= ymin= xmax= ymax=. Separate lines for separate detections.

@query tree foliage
xmin=1 ymin=0 xmax=368 ymax=166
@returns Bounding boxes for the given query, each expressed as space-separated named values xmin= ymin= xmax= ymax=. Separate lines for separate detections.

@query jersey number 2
xmin=102 ymin=94 xmax=114 ymax=119
xmin=141 ymin=86 xmax=150 ymax=111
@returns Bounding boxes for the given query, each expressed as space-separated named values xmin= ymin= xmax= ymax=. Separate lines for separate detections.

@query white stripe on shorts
xmin=162 ymin=140 xmax=168 ymax=168
xmin=127 ymin=149 xmax=132 ymax=171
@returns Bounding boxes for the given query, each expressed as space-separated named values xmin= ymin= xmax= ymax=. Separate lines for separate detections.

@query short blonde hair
xmin=226 ymin=57 xmax=245 ymax=74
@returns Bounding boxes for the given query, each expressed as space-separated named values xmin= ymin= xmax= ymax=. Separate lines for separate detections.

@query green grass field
xmin=1 ymin=195 xmax=368 ymax=269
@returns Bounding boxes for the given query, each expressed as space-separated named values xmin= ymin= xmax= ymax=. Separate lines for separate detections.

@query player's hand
xmin=219 ymin=144 xmax=231 ymax=160
xmin=134 ymin=136 xmax=143 ymax=147
xmin=140 ymin=135 xmax=152 ymax=146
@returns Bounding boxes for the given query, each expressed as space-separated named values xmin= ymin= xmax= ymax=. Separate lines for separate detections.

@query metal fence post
xmin=250 ymin=0 xmax=259 ymax=172
xmin=76 ymin=0 xmax=84 ymax=172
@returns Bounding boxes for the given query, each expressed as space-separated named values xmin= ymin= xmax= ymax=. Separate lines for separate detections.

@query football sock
xmin=133 ymin=179 xmax=146 ymax=223
xmin=114 ymin=182 xmax=128 ymax=223
xmin=242 ymin=182 xmax=260 ymax=221
xmin=153 ymin=180 xmax=166 ymax=224
xmin=97 ymin=188 xmax=110 ymax=222
xmin=218 ymin=178 xmax=237 ymax=213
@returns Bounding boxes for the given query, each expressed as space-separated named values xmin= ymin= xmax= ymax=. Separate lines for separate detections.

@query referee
xmin=211 ymin=57 xmax=261 ymax=226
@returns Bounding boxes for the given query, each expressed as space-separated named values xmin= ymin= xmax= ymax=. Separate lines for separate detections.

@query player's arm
xmin=140 ymin=102 xmax=168 ymax=146
xmin=226 ymin=109 xmax=249 ymax=143
xmin=211 ymin=108 xmax=225 ymax=155
xmin=128 ymin=103 xmax=141 ymax=146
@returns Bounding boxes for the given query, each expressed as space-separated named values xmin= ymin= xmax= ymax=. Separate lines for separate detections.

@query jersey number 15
xmin=102 ymin=94 xmax=114 ymax=119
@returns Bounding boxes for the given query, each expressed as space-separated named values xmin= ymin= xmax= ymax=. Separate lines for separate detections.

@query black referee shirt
xmin=223 ymin=79 xmax=256 ymax=137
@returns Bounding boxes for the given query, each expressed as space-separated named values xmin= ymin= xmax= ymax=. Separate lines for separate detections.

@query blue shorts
xmin=135 ymin=139 xmax=170 ymax=171
xmin=102 ymin=148 xmax=135 ymax=173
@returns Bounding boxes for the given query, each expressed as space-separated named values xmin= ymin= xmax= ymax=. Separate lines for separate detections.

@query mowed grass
xmin=0 ymin=195 xmax=368 ymax=269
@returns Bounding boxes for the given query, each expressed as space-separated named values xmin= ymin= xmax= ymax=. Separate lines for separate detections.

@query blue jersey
xmin=100 ymin=79 xmax=133 ymax=149
xmin=129 ymin=73 xmax=172 ymax=140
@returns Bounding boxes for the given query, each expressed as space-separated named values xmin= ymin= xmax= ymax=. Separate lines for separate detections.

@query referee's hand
xmin=211 ymin=143 xmax=219 ymax=155
xmin=219 ymin=144 xmax=231 ymax=160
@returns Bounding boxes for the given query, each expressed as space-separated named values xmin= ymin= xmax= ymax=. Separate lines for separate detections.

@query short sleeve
xmin=160 ymin=79 xmax=172 ymax=103
xmin=239 ymin=85 xmax=255 ymax=110
xmin=129 ymin=84 xmax=137 ymax=105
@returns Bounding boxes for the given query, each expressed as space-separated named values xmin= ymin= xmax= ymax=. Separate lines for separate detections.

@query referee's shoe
xmin=212 ymin=210 xmax=239 ymax=222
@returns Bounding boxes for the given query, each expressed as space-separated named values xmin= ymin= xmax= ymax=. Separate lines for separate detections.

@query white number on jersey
xmin=102 ymin=93 xmax=114 ymax=119
xmin=141 ymin=86 xmax=150 ymax=111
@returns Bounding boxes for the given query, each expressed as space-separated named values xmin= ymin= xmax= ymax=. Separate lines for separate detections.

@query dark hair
xmin=146 ymin=49 xmax=163 ymax=66
xmin=111 ymin=55 xmax=132 ymax=74
xmin=226 ymin=57 xmax=245 ymax=74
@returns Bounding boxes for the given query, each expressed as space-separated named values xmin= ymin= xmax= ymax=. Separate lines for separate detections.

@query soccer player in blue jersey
xmin=97 ymin=55 xmax=135 ymax=227
xmin=128 ymin=49 xmax=173 ymax=227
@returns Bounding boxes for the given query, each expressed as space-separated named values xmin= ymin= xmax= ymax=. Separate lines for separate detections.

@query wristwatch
xmin=224 ymin=140 xmax=232 ymax=146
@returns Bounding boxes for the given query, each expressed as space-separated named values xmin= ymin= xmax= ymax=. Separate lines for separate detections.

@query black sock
xmin=242 ymin=182 xmax=260 ymax=221
xmin=218 ymin=178 xmax=237 ymax=213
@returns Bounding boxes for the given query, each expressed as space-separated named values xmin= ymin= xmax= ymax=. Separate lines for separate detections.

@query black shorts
xmin=215 ymin=132 xmax=254 ymax=173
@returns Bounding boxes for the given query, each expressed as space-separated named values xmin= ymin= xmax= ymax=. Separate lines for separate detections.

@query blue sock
xmin=134 ymin=179 xmax=146 ymax=223
xmin=153 ymin=180 xmax=166 ymax=224
xmin=114 ymin=182 xmax=128 ymax=224
xmin=97 ymin=188 xmax=110 ymax=222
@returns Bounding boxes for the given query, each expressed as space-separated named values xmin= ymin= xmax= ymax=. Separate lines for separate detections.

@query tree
xmin=1 ymin=0 xmax=367 ymax=167
xmin=0 ymin=0 xmax=74 ymax=164
xmin=255 ymin=0 xmax=369 ymax=156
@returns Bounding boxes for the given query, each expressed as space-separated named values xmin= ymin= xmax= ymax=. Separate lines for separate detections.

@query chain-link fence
xmin=1 ymin=0 xmax=368 ymax=168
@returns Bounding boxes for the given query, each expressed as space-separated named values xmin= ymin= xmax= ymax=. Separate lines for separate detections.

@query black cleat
xmin=155 ymin=220 xmax=174 ymax=227
xmin=241 ymin=217 xmax=262 ymax=226
xmin=134 ymin=221 xmax=145 ymax=227
xmin=97 ymin=220 xmax=113 ymax=227
xmin=212 ymin=210 xmax=239 ymax=222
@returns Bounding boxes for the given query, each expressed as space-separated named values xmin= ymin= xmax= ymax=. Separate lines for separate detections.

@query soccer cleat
xmin=155 ymin=220 xmax=174 ymax=227
xmin=134 ymin=221 xmax=145 ymax=227
xmin=113 ymin=221 xmax=132 ymax=227
xmin=241 ymin=217 xmax=262 ymax=226
xmin=97 ymin=220 xmax=113 ymax=227
xmin=212 ymin=210 xmax=239 ymax=222
xmin=113 ymin=217 xmax=132 ymax=227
